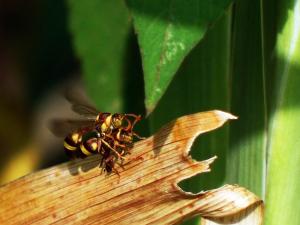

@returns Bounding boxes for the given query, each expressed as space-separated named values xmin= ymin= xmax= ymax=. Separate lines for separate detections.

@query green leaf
xmin=67 ymin=0 xmax=130 ymax=112
xmin=265 ymin=1 xmax=300 ymax=224
xmin=227 ymin=0 xmax=266 ymax=196
xmin=148 ymin=12 xmax=231 ymax=225
xmin=126 ymin=0 xmax=232 ymax=114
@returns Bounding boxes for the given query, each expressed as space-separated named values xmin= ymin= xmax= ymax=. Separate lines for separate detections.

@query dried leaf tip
xmin=213 ymin=110 xmax=238 ymax=120
xmin=168 ymin=110 xmax=237 ymax=158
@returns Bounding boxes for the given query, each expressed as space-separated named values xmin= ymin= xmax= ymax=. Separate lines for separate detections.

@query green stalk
xmin=264 ymin=1 xmax=300 ymax=224
xmin=227 ymin=0 xmax=266 ymax=196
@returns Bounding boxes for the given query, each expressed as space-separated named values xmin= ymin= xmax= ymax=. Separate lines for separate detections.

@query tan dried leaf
xmin=200 ymin=185 xmax=264 ymax=225
xmin=0 ymin=110 xmax=263 ymax=225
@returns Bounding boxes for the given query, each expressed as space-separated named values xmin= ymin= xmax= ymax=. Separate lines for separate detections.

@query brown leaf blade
xmin=0 ymin=110 xmax=262 ymax=225
xmin=200 ymin=185 xmax=264 ymax=225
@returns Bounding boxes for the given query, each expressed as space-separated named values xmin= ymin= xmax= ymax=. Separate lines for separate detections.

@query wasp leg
xmin=124 ymin=114 xmax=142 ymax=131
xmin=114 ymin=141 xmax=127 ymax=148
xmin=99 ymin=154 xmax=105 ymax=168
xmin=123 ymin=117 xmax=133 ymax=130
xmin=115 ymin=142 xmax=132 ymax=159
xmin=99 ymin=155 xmax=108 ymax=176
xmin=104 ymin=156 xmax=120 ymax=177
xmin=116 ymin=161 xmax=126 ymax=171
xmin=113 ymin=144 xmax=125 ymax=156
xmin=105 ymin=133 xmax=116 ymax=141
xmin=125 ymin=113 xmax=142 ymax=120
xmin=103 ymin=136 xmax=128 ymax=161
xmin=100 ymin=155 xmax=111 ymax=174
xmin=112 ymin=166 xmax=120 ymax=177
xmin=105 ymin=135 xmax=128 ymax=153
xmin=101 ymin=139 xmax=126 ymax=160
xmin=132 ymin=131 xmax=146 ymax=140
xmin=96 ymin=138 xmax=103 ymax=153
xmin=99 ymin=156 xmax=107 ymax=175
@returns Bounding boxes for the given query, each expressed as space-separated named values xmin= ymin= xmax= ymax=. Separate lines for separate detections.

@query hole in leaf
xmin=178 ymin=127 xmax=227 ymax=193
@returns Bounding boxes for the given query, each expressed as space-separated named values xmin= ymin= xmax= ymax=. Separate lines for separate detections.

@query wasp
xmin=63 ymin=128 xmax=130 ymax=174
xmin=49 ymin=92 xmax=144 ymax=174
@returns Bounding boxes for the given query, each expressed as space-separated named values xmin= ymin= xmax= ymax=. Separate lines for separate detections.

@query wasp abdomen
xmin=64 ymin=134 xmax=80 ymax=158
xmin=79 ymin=138 xmax=99 ymax=158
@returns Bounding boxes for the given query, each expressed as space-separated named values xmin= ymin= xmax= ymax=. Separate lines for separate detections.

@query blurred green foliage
xmin=68 ymin=0 xmax=131 ymax=112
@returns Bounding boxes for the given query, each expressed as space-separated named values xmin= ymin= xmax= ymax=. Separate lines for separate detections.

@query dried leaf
xmin=200 ymin=186 xmax=264 ymax=225
xmin=0 ymin=110 xmax=262 ymax=224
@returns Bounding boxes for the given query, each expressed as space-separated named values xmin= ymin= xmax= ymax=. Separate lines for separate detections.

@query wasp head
xmin=112 ymin=113 xmax=124 ymax=128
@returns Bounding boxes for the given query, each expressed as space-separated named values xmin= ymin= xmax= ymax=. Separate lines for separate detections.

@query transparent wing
xmin=70 ymin=104 xmax=99 ymax=117
xmin=64 ymin=84 xmax=100 ymax=117
xmin=48 ymin=118 xmax=95 ymax=137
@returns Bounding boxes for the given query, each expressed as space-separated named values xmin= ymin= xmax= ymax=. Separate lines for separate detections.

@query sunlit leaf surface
xmin=265 ymin=1 xmax=300 ymax=224
xmin=126 ymin=0 xmax=232 ymax=114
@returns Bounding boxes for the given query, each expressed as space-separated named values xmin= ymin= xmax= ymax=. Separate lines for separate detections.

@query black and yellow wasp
xmin=49 ymin=90 xmax=144 ymax=173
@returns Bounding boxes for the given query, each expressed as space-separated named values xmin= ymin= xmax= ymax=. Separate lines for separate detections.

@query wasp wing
xmin=48 ymin=118 xmax=96 ymax=137
xmin=64 ymin=84 xmax=100 ymax=117
xmin=71 ymin=104 xmax=99 ymax=117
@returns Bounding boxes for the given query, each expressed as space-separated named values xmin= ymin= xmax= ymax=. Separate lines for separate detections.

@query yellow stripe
xmin=105 ymin=115 xmax=112 ymax=127
xmin=91 ymin=142 xmax=98 ymax=151
xmin=117 ymin=130 xmax=121 ymax=140
xmin=64 ymin=141 xmax=77 ymax=151
xmin=80 ymin=144 xmax=92 ymax=156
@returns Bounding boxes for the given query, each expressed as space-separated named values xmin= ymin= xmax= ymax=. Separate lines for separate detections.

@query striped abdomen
xmin=64 ymin=132 xmax=82 ymax=158
xmin=64 ymin=130 xmax=101 ymax=158
xmin=78 ymin=138 xmax=99 ymax=158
